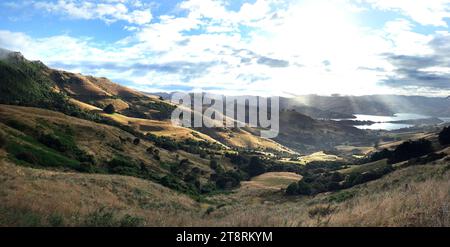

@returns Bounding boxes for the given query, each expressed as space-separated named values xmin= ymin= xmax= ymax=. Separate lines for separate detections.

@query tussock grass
xmin=1 ymin=157 xmax=450 ymax=226
xmin=243 ymin=172 xmax=302 ymax=190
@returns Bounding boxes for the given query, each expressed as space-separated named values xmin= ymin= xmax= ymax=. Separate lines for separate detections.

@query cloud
xmin=49 ymin=60 xmax=220 ymax=81
xmin=2 ymin=0 xmax=450 ymax=96
xmin=364 ymin=0 xmax=450 ymax=26
xmin=256 ymin=56 xmax=289 ymax=68
xmin=29 ymin=0 xmax=153 ymax=25
xmin=381 ymin=32 xmax=450 ymax=92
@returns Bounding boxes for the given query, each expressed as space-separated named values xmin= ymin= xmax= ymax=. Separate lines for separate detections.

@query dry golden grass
xmin=85 ymin=75 xmax=145 ymax=98
xmin=70 ymin=99 xmax=222 ymax=144
xmin=216 ymin=128 xmax=291 ymax=153
xmin=378 ymin=132 xmax=436 ymax=150
xmin=1 ymin=105 xmax=449 ymax=227
xmin=339 ymin=159 xmax=388 ymax=174
xmin=69 ymin=84 xmax=289 ymax=153
xmin=0 ymin=159 xmax=199 ymax=226
xmin=328 ymin=168 xmax=450 ymax=226
xmin=0 ymin=104 xmax=170 ymax=171
xmin=195 ymin=163 xmax=450 ymax=227
xmin=96 ymin=98 xmax=130 ymax=111
xmin=335 ymin=145 xmax=374 ymax=155
xmin=52 ymin=69 xmax=145 ymax=100
xmin=53 ymin=71 xmax=112 ymax=98
xmin=243 ymin=172 xmax=302 ymax=190
xmin=281 ymin=151 xmax=344 ymax=165
xmin=1 ymin=150 xmax=449 ymax=226
xmin=69 ymin=98 xmax=101 ymax=111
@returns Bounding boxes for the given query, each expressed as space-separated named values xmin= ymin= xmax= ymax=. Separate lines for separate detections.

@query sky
xmin=1 ymin=0 xmax=450 ymax=96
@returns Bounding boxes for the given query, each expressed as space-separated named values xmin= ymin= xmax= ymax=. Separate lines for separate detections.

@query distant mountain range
xmin=2 ymin=48 xmax=450 ymax=227
xmin=154 ymin=92 xmax=450 ymax=119
xmin=0 ymin=48 xmax=377 ymax=153
xmin=280 ymin=94 xmax=450 ymax=118
xmin=4 ymin=47 xmax=445 ymax=155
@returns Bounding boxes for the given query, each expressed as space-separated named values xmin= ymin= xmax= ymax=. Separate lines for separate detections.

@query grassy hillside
xmin=2 ymin=153 xmax=448 ymax=226
xmin=0 ymin=158 xmax=199 ymax=227
xmin=0 ymin=105 xmax=237 ymax=197
xmin=0 ymin=52 xmax=295 ymax=153
xmin=275 ymin=110 xmax=375 ymax=153
xmin=0 ymin=104 xmax=449 ymax=227
xmin=2 ymin=49 xmax=450 ymax=227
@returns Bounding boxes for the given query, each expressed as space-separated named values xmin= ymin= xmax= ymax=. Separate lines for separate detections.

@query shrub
xmin=145 ymin=101 xmax=176 ymax=120
xmin=160 ymin=175 xmax=197 ymax=195
xmin=151 ymin=149 xmax=161 ymax=161
xmin=84 ymin=208 xmax=143 ymax=227
xmin=210 ymin=160 xmax=218 ymax=170
xmin=150 ymin=136 xmax=178 ymax=151
xmin=388 ymin=139 xmax=433 ymax=164
xmin=184 ymin=172 xmax=199 ymax=184
xmin=369 ymin=149 xmax=393 ymax=162
xmin=308 ymin=205 xmax=335 ymax=218
xmin=285 ymin=183 xmax=299 ymax=195
xmin=15 ymin=152 xmax=38 ymax=164
xmin=37 ymin=132 xmax=94 ymax=164
xmin=7 ymin=141 xmax=82 ymax=170
xmin=225 ymin=153 xmax=248 ymax=166
xmin=103 ymin=104 xmax=115 ymax=114
xmin=107 ymin=157 xmax=141 ymax=177
xmin=133 ymin=138 xmax=140 ymax=145
xmin=119 ymin=215 xmax=144 ymax=227
xmin=153 ymin=153 xmax=161 ymax=161
xmin=200 ymin=182 xmax=217 ymax=194
xmin=5 ymin=119 xmax=29 ymax=132
xmin=215 ymin=171 xmax=241 ymax=190
xmin=330 ymin=172 xmax=344 ymax=182
xmin=327 ymin=191 xmax=356 ymax=203
xmin=343 ymin=164 xmax=394 ymax=188
xmin=47 ymin=214 xmax=64 ymax=227
xmin=205 ymin=207 xmax=215 ymax=215
xmin=178 ymin=159 xmax=191 ymax=171
xmin=407 ymin=152 xmax=447 ymax=166
xmin=0 ymin=133 xmax=6 ymax=148
xmin=327 ymin=181 xmax=341 ymax=191
xmin=439 ymin=126 xmax=450 ymax=146
xmin=297 ymin=181 xmax=312 ymax=195
xmin=38 ymin=133 xmax=69 ymax=152
xmin=247 ymin=156 xmax=266 ymax=177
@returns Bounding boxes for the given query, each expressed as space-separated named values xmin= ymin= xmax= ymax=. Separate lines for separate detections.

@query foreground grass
xmin=1 ymin=154 xmax=449 ymax=226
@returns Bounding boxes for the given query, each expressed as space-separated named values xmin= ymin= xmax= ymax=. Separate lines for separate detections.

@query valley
xmin=1 ymin=49 xmax=450 ymax=227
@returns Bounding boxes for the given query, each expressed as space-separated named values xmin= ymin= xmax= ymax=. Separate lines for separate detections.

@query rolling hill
xmin=0 ymin=48 xmax=293 ymax=153
xmin=2 ymin=47 xmax=450 ymax=227
xmin=0 ymin=48 xmax=374 ymax=154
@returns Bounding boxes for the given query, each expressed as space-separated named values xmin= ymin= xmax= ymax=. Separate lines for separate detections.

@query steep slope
xmin=0 ymin=158 xmax=199 ymax=227
xmin=0 ymin=49 xmax=292 ymax=153
xmin=0 ymin=104 xmax=238 ymax=199
xmin=275 ymin=110 xmax=374 ymax=153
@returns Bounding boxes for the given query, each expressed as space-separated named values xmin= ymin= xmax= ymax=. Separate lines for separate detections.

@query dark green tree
xmin=286 ymin=183 xmax=299 ymax=195
xmin=297 ymin=181 xmax=312 ymax=195
xmin=103 ymin=104 xmax=115 ymax=114
xmin=439 ymin=126 xmax=450 ymax=145
xmin=247 ymin=156 xmax=266 ymax=177
xmin=388 ymin=139 xmax=433 ymax=164
xmin=133 ymin=138 xmax=140 ymax=145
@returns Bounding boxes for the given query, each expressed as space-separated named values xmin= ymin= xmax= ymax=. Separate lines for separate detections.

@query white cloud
xmin=2 ymin=0 xmax=450 ymax=96
xmin=383 ymin=19 xmax=434 ymax=55
xmin=33 ymin=0 xmax=153 ymax=25
xmin=364 ymin=0 xmax=450 ymax=27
